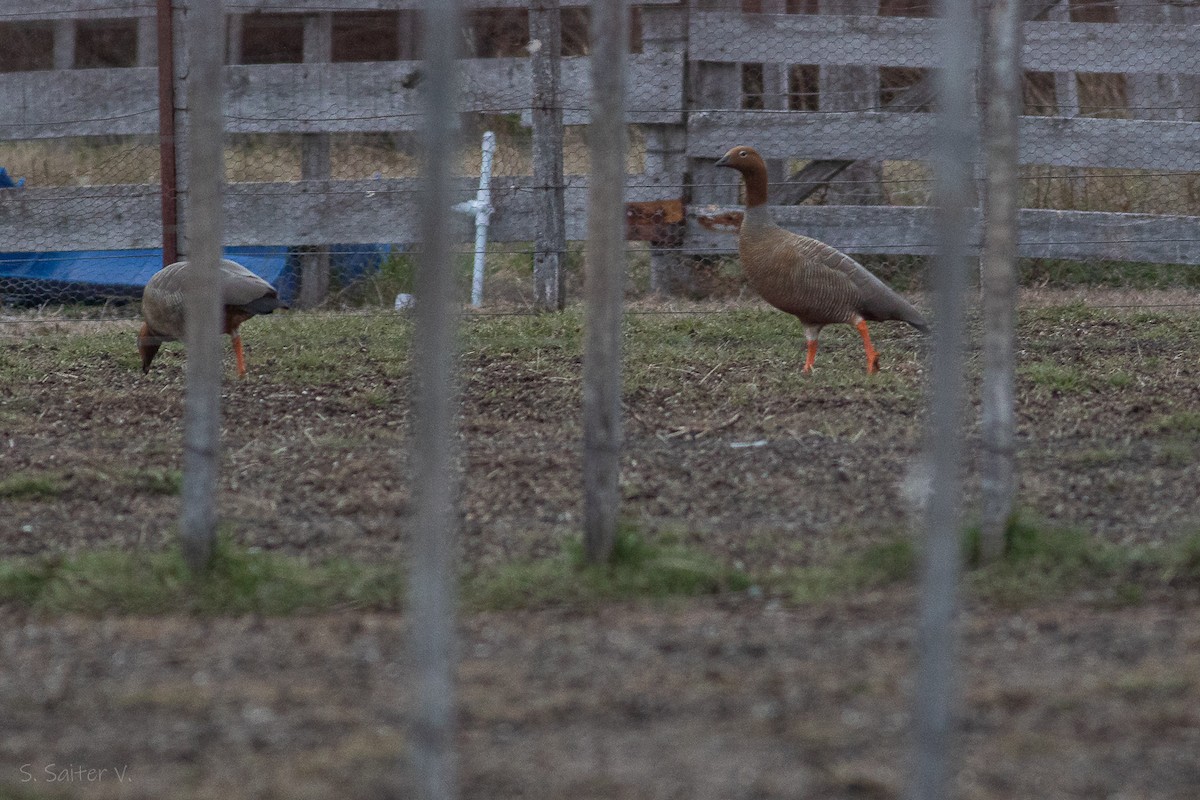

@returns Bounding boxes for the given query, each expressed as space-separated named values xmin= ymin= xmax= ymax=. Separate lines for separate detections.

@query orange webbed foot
xmin=803 ymin=340 xmax=818 ymax=374
xmin=232 ymin=334 xmax=248 ymax=379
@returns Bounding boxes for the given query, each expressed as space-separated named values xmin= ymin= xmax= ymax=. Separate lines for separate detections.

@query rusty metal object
xmin=693 ymin=207 xmax=743 ymax=234
xmin=625 ymin=198 xmax=685 ymax=244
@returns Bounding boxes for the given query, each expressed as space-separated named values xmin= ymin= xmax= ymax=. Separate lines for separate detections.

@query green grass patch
xmin=467 ymin=306 xmax=584 ymax=355
xmin=0 ymin=472 xmax=65 ymax=501
xmin=1021 ymin=258 xmax=1200 ymax=289
xmin=3 ymin=521 xmax=1197 ymax=616
xmin=1062 ymin=446 xmax=1129 ymax=468
xmin=779 ymin=537 xmax=917 ymax=603
xmin=3 ymin=327 xmax=135 ymax=376
xmin=965 ymin=516 xmax=1200 ymax=606
xmin=0 ymin=468 xmax=181 ymax=503
xmin=1021 ymin=362 xmax=1089 ymax=393
xmin=0 ymin=783 xmax=72 ymax=800
xmin=1154 ymin=440 xmax=1195 ymax=467
xmin=122 ymin=467 xmax=183 ymax=496
xmin=1105 ymin=370 xmax=1133 ymax=389
xmin=965 ymin=517 xmax=1130 ymax=605
xmin=1153 ymin=410 xmax=1200 ymax=437
xmin=0 ymin=538 xmax=407 ymax=616
xmin=0 ymin=530 xmax=751 ymax=616
xmin=776 ymin=517 xmax=1200 ymax=608
xmin=1162 ymin=534 xmax=1200 ymax=585
xmin=620 ymin=308 xmax=925 ymax=403
xmin=465 ymin=528 xmax=751 ymax=611
xmin=252 ymin=312 xmax=411 ymax=383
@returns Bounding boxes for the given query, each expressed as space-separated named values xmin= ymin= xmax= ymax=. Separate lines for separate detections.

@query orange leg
xmin=232 ymin=334 xmax=247 ymax=378
xmin=802 ymin=340 xmax=818 ymax=373
xmin=855 ymin=319 xmax=879 ymax=374
xmin=802 ymin=324 xmax=822 ymax=373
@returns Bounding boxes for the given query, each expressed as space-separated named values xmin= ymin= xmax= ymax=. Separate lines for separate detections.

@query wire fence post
xmin=178 ymin=0 xmax=226 ymax=573
xmin=979 ymin=0 xmax=1022 ymax=563
xmin=298 ymin=12 xmax=333 ymax=309
xmin=641 ymin=2 xmax=690 ymax=296
xmin=156 ymin=0 xmax=178 ymax=267
xmin=909 ymin=0 xmax=975 ymax=796
xmin=819 ymin=0 xmax=884 ymax=205
xmin=531 ymin=0 xmax=567 ymax=311
xmin=408 ymin=1 xmax=463 ymax=798
xmin=582 ymin=0 xmax=628 ymax=564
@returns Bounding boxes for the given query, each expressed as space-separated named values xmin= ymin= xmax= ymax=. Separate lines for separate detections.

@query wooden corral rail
xmin=2 ymin=0 xmax=1200 ymax=270
xmin=0 ymin=52 xmax=684 ymax=138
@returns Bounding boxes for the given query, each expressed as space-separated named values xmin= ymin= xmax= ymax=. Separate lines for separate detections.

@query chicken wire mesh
xmin=683 ymin=0 xmax=1200 ymax=297
xmin=2 ymin=0 xmax=1200 ymax=319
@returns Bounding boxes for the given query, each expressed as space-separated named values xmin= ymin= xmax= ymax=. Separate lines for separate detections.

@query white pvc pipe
xmin=453 ymin=130 xmax=496 ymax=307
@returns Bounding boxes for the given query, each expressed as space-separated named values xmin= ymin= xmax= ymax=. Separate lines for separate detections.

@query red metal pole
xmin=157 ymin=0 xmax=178 ymax=267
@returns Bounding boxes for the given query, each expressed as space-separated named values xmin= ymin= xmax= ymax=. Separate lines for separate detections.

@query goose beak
xmin=714 ymin=154 xmax=730 ymax=168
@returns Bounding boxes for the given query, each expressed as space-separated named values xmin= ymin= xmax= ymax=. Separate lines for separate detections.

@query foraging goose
xmin=138 ymin=258 xmax=283 ymax=378
xmin=715 ymin=145 xmax=929 ymax=373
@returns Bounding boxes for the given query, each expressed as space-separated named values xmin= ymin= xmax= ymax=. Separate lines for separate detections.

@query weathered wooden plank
xmin=530 ymin=0 xmax=567 ymax=310
xmin=0 ymin=1 xmax=154 ymax=22
xmin=53 ymin=19 xmax=76 ymax=70
xmin=136 ymin=15 xmax=157 ymax=67
xmin=483 ymin=53 xmax=684 ymax=126
xmin=0 ymin=54 xmax=682 ymax=140
xmin=0 ymin=67 xmax=158 ymax=139
xmin=229 ymin=0 xmax=681 ymax=9
xmin=1178 ymin=2 xmax=1200 ymax=123
xmin=496 ymin=175 xmax=682 ymax=240
xmin=2 ymin=0 xmax=680 ymax=20
xmin=297 ymin=12 xmax=334 ymax=309
xmin=640 ymin=1 xmax=687 ymax=50
xmin=769 ymin=0 xmax=1060 ymax=206
xmin=1117 ymin=2 xmax=1179 ymax=122
xmin=638 ymin=3 xmax=690 ymax=294
xmin=689 ymin=11 xmax=935 ymax=69
xmin=688 ymin=110 xmax=1200 ymax=171
xmin=1023 ymin=20 xmax=1200 ymax=76
xmin=223 ymin=179 xmax=447 ymax=245
xmin=0 ymin=185 xmax=162 ymax=251
xmin=0 ymin=175 xmax=680 ymax=251
xmin=688 ymin=1 xmax=742 ymax=210
xmin=818 ymin=0 xmax=883 ymax=205
xmin=688 ymin=12 xmax=1200 ymax=76
xmin=1047 ymin=2 xmax=1079 ymax=118
xmin=7 ymin=183 xmax=1199 ymax=267
xmin=0 ymin=75 xmax=159 ymax=139
xmin=684 ymin=204 xmax=1200 ymax=266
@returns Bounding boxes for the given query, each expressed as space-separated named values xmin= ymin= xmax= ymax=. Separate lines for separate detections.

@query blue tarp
xmin=0 ymin=167 xmax=24 ymax=188
xmin=0 ymin=244 xmax=394 ymax=308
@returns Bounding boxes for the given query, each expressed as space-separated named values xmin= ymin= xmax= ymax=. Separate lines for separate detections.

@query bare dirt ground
xmin=2 ymin=290 xmax=1199 ymax=798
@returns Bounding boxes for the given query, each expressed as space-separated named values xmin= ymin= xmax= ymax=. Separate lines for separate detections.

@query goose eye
xmin=739 ymin=150 xmax=748 ymax=157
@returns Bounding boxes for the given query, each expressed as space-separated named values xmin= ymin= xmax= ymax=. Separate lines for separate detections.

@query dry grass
xmin=2 ymin=126 xmax=646 ymax=186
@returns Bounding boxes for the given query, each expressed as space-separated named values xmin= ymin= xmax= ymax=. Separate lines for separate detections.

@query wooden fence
xmin=2 ymin=0 xmax=1200 ymax=281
